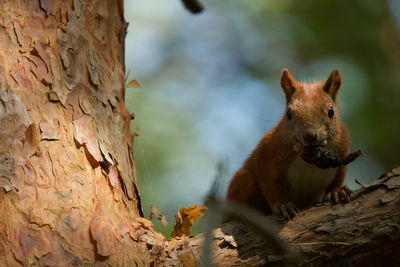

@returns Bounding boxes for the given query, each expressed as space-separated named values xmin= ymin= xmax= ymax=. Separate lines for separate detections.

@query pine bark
xmin=0 ymin=1 xmax=161 ymax=265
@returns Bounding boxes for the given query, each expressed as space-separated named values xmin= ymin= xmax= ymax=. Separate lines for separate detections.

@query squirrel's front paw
xmin=324 ymin=185 xmax=352 ymax=204
xmin=271 ymin=202 xmax=299 ymax=220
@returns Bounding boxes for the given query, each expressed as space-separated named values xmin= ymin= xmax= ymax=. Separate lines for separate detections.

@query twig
xmin=182 ymin=0 xmax=204 ymax=14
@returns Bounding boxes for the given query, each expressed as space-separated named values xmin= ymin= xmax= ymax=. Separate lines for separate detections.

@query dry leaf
xmin=126 ymin=79 xmax=141 ymax=89
xmin=171 ymin=204 xmax=206 ymax=238
xmin=149 ymin=205 xmax=168 ymax=227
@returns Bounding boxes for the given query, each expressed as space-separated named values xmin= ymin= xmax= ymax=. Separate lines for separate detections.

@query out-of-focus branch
xmin=182 ymin=0 xmax=204 ymax=14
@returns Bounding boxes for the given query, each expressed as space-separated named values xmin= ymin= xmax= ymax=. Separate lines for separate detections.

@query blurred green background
xmin=124 ymin=0 xmax=400 ymax=236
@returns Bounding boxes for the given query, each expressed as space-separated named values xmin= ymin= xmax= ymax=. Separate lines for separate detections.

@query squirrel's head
xmin=280 ymin=68 xmax=342 ymax=147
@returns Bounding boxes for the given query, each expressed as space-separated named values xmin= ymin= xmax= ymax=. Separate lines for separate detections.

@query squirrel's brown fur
xmin=226 ymin=69 xmax=351 ymax=219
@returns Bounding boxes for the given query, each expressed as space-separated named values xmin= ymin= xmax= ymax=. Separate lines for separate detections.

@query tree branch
xmin=155 ymin=167 xmax=400 ymax=266
xmin=181 ymin=0 xmax=204 ymax=14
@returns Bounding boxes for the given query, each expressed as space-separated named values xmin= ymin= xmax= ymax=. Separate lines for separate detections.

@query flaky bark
xmin=0 ymin=1 xmax=162 ymax=265
xmin=157 ymin=167 xmax=400 ymax=266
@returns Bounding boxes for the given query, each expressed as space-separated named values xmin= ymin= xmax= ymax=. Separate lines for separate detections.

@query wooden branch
xmin=154 ymin=167 xmax=400 ymax=266
xmin=181 ymin=0 xmax=204 ymax=14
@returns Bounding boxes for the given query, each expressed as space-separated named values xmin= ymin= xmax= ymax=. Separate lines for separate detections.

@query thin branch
xmin=182 ymin=0 xmax=204 ymax=14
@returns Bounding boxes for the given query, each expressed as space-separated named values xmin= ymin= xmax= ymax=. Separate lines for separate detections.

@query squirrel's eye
xmin=328 ymin=106 xmax=334 ymax=118
xmin=287 ymin=108 xmax=292 ymax=120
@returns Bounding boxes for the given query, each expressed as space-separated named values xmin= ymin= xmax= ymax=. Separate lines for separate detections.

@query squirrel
xmin=226 ymin=68 xmax=353 ymax=219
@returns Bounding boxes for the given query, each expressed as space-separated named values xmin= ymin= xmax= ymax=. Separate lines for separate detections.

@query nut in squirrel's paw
xmin=300 ymin=146 xmax=362 ymax=169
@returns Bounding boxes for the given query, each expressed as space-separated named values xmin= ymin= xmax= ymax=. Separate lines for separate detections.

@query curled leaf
xmin=171 ymin=204 xmax=206 ymax=238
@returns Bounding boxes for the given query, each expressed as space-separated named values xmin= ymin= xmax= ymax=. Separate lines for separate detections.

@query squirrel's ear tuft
xmin=281 ymin=68 xmax=296 ymax=102
xmin=323 ymin=69 xmax=342 ymax=101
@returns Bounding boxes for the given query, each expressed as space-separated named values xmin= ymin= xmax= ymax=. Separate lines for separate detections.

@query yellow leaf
xmin=171 ymin=204 xmax=206 ymax=238
xmin=126 ymin=79 xmax=141 ymax=88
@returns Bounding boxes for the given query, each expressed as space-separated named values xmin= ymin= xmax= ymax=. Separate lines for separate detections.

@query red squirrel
xmin=227 ymin=69 xmax=353 ymax=219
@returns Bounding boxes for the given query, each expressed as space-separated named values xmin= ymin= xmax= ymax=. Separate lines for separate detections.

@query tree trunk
xmin=0 ymin=1 xmax=162 ymax=265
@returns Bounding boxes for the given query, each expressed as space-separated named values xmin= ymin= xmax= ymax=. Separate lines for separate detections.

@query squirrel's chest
xmin=285 ymin=156 xmax=337 ymax=207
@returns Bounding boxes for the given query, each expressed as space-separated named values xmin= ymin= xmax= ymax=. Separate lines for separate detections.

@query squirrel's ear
xmin=281 ymin=68 xmax=296 ymax=101
xmin=324 ymin=69 xmax=342 ymax=101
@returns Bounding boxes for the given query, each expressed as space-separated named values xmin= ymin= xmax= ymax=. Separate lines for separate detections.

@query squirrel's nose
xmin=303 ymin=131 xmax=318 ymax=145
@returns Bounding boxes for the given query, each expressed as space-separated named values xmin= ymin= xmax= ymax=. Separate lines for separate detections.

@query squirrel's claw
xmin=338 ymin=190 xmax=350 ymax=203
xmin=324 ymin=186 xmax=352 ymax=204
xmin=323 ymin=192 xmax=331 ymax=202
xmin=273 ymin=202 xmax=299 ymax=220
